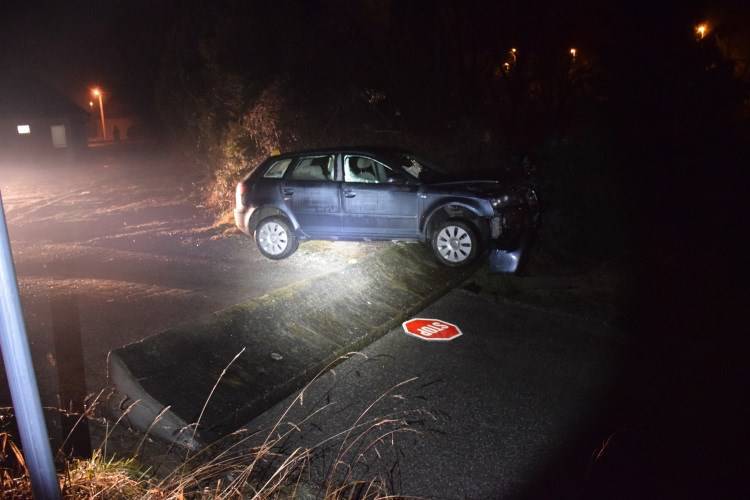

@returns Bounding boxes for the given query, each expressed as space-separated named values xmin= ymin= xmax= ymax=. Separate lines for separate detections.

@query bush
xmin=534 ymin=131 xmax=627 ymax=267
xmin=204 ymin=82 xmax=285 ymax=216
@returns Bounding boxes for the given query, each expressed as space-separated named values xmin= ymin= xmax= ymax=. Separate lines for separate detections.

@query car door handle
xmin=282 ymin=188 xmax=294 ymax=197
xmin=343 ymin=189 xmax=356 ymax=198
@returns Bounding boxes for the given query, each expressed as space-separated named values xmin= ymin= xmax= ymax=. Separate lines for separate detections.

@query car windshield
xmin=393 ymin=154 xmax=449 ymax=182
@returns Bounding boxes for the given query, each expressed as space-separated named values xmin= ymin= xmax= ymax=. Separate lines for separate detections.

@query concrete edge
xmin=108 ymin=245 xmax=476 ymax=448
xmin=108 ymin=351 xmax=202 ymax=450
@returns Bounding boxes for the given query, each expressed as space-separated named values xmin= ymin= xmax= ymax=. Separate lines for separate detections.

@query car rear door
xmin=341 ymin=154 xmax=419 ymax=238
xmin=281 ymin=154 xmax=342 ymax=236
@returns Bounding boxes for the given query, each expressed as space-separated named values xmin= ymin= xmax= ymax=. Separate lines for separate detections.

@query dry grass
xmin=2 ymin=434 xmax=149 ymax=499
xmin=1 ymin=354 xmax=424 ymax=499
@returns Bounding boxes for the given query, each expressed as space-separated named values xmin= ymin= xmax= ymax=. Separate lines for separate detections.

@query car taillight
xmin=236 ymin=182 xmax=248 ymax=207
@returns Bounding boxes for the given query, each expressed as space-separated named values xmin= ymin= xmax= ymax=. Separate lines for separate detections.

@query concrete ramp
xmin=109 ymin=243 xmax=474 ymax=447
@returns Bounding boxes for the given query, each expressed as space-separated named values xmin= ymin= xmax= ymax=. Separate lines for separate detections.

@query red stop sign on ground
xmin=402 ymin=318 xmax=463 ymax=342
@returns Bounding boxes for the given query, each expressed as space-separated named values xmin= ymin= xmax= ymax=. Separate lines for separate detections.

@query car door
xmin=341 ymin=154 xmax=419 ymax=238
xmin=281 ymin=154 xmax=342 ymax=236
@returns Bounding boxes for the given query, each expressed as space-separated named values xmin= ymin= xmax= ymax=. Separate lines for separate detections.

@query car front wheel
xmin=255 ymin=217 xmax=298 ymax=260
xmin=431 ymin=220 xmax=478 ymax=267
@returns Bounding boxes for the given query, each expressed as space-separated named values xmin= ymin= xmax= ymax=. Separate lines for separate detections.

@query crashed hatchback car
xmin=235 ymin=148 xmax=538 ymax=271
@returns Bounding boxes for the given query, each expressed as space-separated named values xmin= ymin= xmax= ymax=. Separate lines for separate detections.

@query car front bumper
xmin=487 ymin=203 xmax=539 ymax=273
xmin=488 ymin=238 xmax=529 ymax=273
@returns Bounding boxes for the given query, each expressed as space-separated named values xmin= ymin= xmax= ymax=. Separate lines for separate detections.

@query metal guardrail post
xmin=0 ymin=191 xmax=60 ymax=499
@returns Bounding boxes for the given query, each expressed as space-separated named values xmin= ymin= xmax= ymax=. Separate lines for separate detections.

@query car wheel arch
xmin=422 ymin=202 xmax=486 ymax=242
xmin=249 ymin=205 xmax=299 ymax=234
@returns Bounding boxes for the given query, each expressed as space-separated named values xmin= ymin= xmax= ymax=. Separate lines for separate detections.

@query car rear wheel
xmin=431 ymin=220 xmax=478 ymax=267
xmin=255 ymin=217 xmax=298 ymax=260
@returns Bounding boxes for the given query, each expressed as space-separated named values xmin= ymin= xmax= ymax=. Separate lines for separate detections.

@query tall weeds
xmin=1 ymin=354 xmax=424 ymax=499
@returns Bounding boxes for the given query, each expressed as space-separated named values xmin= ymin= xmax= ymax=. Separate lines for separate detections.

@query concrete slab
xmin=109 ymin=243 xmax=475 ymax=447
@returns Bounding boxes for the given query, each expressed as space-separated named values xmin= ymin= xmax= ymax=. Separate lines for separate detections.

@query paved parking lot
xmin=0 ymin=150 xmax=380 ymax=408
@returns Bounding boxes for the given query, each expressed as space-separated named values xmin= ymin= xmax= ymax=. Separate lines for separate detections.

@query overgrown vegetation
xmin=149 ymin=2 xmax=746 ymax=269
xmin=153 ymin=5 xmax=601 ymax=225
xmin=1 ymin=361 xmax=423 ymax=499
xmin=3 ymin=435 xmax=148 ymax=498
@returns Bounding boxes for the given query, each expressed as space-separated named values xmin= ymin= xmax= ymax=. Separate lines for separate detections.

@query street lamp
xmin=91 ymin=87 xmax=106 ymax=139
xmin=695 ymin=23 xmax=708 ymax=40
xmin=569 ymin=47 xmax=577 ymax=61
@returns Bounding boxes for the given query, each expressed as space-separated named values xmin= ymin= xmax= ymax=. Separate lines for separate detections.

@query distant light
xmin=17 ymin=125 xmax=31 ymax=135
xmin=92 ymin=88 xmax=101 ymax=97
xmin=88 ymin=101 xmax=94 ymax=108
xmin=510 ymin=48 xmax=517 ymax=54
xmin=570 ymin=48 xmax=577 ymax=57
xmin=695 ymin=23 xmax=708 ymax=39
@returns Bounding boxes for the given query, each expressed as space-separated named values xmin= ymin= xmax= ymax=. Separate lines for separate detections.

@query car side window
xmin=287 ymin=155 xmax=335 ymax=181
xmin=263 ymin=158 xmax=292 ymax=178
xmin=343 ymin=155 xmax=392 ymax=183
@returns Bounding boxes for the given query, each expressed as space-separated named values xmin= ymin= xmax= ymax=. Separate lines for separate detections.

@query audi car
xmin=234 ymin=147 xmax=538 ymax=270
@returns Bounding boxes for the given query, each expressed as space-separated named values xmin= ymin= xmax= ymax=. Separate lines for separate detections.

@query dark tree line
xmin=100 ymin=1 xmax=748 ymax=265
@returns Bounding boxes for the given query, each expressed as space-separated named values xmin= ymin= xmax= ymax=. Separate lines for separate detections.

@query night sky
xmin=2 ymin=2 xmax=172 ymax=113
xmin=4 ymin=1 xmax=747 ymax=120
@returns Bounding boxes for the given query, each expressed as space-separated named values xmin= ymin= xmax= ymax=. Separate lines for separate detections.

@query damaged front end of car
xmin=487 ymin=185 xmax=540 ymax=273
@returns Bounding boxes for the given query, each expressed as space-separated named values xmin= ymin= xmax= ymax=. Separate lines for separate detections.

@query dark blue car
xmin=234 ymin=148 xmax=538 ymax=270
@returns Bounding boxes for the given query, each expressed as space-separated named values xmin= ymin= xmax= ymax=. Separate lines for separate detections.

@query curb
xmin=109 ymin=243 xmax=476 ymax=447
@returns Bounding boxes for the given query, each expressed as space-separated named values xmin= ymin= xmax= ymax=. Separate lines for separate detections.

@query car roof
xmin=270 ymin=146 xmax=411 ymax=161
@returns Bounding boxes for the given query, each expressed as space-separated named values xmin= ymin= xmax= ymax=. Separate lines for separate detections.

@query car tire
xmin=431 ymin=220 xmax=479 ymax=267
xmin=254 ymin=217 xmax=298 ymax=260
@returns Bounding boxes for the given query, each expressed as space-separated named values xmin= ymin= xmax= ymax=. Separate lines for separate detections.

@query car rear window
xmin=288 ymin=155 xmax=335 ymax=181
xmin=263 ymin=158 xmax=292 ymax=178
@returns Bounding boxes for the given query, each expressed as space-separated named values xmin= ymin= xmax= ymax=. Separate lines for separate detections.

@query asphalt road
xmin=0 ymin=148 xmax=381 ymax=408
xmin=239 ymin=288 xmax=626 ymax=500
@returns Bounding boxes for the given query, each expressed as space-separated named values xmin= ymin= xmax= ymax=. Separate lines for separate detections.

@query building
xmin=88 ymin=111 xmax=143 ymax=143
xmin=0 ymin=76 xmax=88 ymax=163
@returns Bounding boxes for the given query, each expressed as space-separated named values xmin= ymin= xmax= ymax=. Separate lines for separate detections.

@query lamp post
xmin=92 ymin=88 xmax=106 ymax=140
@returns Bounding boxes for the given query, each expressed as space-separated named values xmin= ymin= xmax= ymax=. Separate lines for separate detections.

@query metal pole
xmin=98 ymin=93 xmax=106 ymax=140
xmin=0 ymin=191 xmax=60 ymax=500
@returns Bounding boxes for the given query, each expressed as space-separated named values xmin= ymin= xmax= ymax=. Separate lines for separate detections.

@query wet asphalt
xmin=239 ymin=288 xmax=626 ymax=499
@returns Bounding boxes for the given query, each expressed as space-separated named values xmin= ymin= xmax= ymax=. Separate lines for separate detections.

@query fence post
xmin=0 ymin=191 xmax=60 ymax=499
